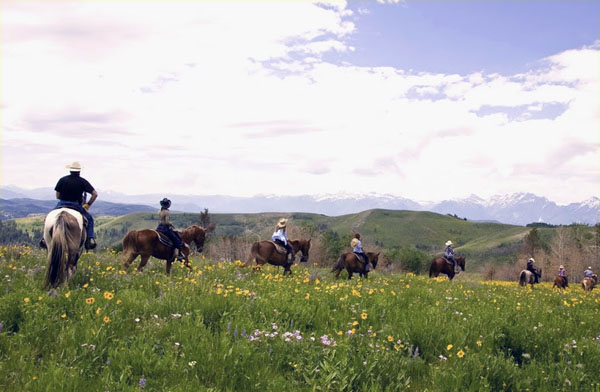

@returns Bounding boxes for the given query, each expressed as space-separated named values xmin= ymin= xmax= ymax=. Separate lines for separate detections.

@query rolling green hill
xmin=13 ymin=209 xmax=541 ymax=267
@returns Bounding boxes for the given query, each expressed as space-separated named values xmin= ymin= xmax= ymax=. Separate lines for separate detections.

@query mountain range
xmin=1 ymin=185 xmax=598 ymax=225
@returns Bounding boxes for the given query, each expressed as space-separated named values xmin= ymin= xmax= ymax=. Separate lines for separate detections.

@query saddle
xmin=269 ymin=241 xmax=287 ymax=254
xmin=154 ymin=230 xmax=175 ymax=248
xmin=353 ymin=252 xmax=368 ymax=265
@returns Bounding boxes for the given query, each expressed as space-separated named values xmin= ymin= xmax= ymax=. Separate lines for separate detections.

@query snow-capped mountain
xmin=1 ymin=186 xmax=598 ymax=225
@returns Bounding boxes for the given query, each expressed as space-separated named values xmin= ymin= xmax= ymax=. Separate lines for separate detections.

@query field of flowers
xmin=1 ymin=245 xmax=599 ymax=391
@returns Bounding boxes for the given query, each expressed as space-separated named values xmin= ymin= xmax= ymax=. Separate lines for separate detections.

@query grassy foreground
xmin=1 ymin=245 xmax=599 ymax=391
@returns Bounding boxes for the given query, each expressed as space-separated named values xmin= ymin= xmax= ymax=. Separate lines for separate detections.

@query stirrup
xmin=85 ymin=238 xmax=96 ymax=250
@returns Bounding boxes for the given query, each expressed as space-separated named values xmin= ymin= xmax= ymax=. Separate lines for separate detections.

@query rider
xmin=272 ymin=218 xmax=293 ymax=262
xmin=40 ymin=161 xmax=98 ymax=250
xmin=558 ymin=265 xmax=568 ymax=287
xmin=584 ymin=266 xmax=594 ymax=278
xmin=526 ymin=258 xmax=541 ymax=284
xmin=157 ymin=198 xmax=184 ymax=261
xmin=351 ymin=233 xmax=370 ymax=272
xmin=444 ymin=240 xmax=459 ymax=273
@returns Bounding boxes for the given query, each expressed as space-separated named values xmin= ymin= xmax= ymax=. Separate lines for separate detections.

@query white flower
xmin=188 ymin=361 xmax=197 ymax=367
xmin=135 ymin=318 xmax=140 ymax=323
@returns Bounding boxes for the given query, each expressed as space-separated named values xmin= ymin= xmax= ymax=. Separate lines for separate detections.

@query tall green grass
xmin=1 ymin=245 xmax=599 ymax=391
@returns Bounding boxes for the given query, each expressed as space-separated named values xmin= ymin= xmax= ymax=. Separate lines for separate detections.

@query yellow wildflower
xmin=86 ymin=297 xmax=95 ymax=305
xmin=361 ymin=312 xmax=368 ymax=320
xmin=104 ymin=292 xmax=114 ymax=300
xmin=457 ymin=349 xmax=465 ymax=358
xmin=103 ymin=316 xmax=111 ymax=323
xmin=447 ymin=344 xmax=453 ymax=350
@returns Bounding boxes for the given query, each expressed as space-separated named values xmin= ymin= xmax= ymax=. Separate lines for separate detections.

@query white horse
xmin=519 ymin=269 xmax=541 ymax=288
xmin=582 ymin=274 xmax=598 ymax=291
xmin=43 ymin=208 xmax=86 ymax=288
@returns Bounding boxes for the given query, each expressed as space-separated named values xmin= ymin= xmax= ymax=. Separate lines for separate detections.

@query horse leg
xmin=123 ymin=252 xmax=138 ymax=270
xmin=284 ymin=264 xmax=292 ymax=275
xmin=138 ymin=255 xmax=150 ymax=272
xmin=166 ymin=259 xmax=173 ymax=275
xmin=347 ymin=270 xmax=353 ymax=280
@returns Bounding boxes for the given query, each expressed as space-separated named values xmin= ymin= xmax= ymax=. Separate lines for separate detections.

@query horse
xmin=179 ymin=224 xmax=212 ymax=253
xmin=553 ymin=275 xmax=568 ymax=290
xmin=519 ymin=269 xmax=542 ymax=288
xmin=428 ymin=256 xmax=466 ymax=281
xmin=245 ymin=239 xmax=310 ymax=275
xmin=122 ymin=229 xmax=192 ymax=275
xmin=332 ymin=252 xmax=380 ymax=280
xmin=42 ymin=208 xmax=86 ymax=288
xmin=582 ymin=274 xmax=598 ymax=291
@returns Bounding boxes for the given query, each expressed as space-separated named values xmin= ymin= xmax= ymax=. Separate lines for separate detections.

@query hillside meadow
xmin=1 ymin=245 xmax=600 ymax=391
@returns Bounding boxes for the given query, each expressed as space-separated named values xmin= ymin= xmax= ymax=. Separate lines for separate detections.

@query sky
xmin=1 ymin=0 xmax=598 ymax=204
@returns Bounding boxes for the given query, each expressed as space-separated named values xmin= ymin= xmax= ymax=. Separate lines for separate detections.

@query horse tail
xmin=519 ymin=271 xmax=526 ymax=286
xmin=246 ymin=242 xmax=260 ymax=267
xmin=122 ymin=231 xmax=138 ymax=254
xmin=331 ymin=255 xmax=344 ymax=272
xmin=44 ymin=213 xmax=69 ymax=288
xmin=429 ymin=259 xmax=436 ymax=277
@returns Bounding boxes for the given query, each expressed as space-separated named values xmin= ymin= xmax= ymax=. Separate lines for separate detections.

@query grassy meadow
xmin=1 ymin=245 xmax=600 ymax=391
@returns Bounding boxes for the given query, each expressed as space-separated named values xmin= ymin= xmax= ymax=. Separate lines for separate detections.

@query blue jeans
xmin=55 ymin=200 xmax=94 ymax=239
xmin=157 ymin=224 xmax=182 ymax=250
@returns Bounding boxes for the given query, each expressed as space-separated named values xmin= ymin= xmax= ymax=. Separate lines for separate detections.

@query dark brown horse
xmin=245 ymin=239 xmax=311 ymax=275
xmin=553 ymin=275 xmax=568 ymax=290
xmin=429 ymin=256 xmax=466 ymax=281
xmin=122 ymin=229 xmax=191 ymax=275
xmin=42 ymin=208 xmax=86 ymax=288
xmin=332 ymin=252 xmax=380 ymax=279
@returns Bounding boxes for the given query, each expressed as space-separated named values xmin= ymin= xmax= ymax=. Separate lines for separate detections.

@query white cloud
xmin=1 ymin=2 xmax=598 ymax=205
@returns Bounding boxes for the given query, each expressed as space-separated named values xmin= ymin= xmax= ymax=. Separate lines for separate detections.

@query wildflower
xmin=61 ymin=313 xmax=67 ymax=319
xmin=83 ymin=283 xmax=89 ymax=288
xmin=104 ymin=292 xmax=114 ymax=300
xmin=135 ymin=318 xmax=140 ymax=323
xmin=337 ymin=331 xmax=343 ymax=336
xmin=188 ymin=361 xmax=197 ymax=367
xmin=86 ymin=297 xmax=95 ymax=305
xmin=439 ymin=355 xmax=447 ymax=360
xmin=24 ymin=297 xmax=30 ymax=303
xmin=116 ymin=299 xmax=122 ymax=304
xmin=65 ymin=291 xmax=71 ymax=298
xmin=96 ymin=308 xmax=101 ymax=315
xmin=139 ymin=377 xmax=147 ymax=388
xmin=352 ymin=320 xmax=359 ymax=326
xmin=476 ymin=340 xmax=482 ymax=347
xmin=387 ymin=336 xmax=393 ymax=342
xmin=361 ymin=312 xmax=368 ymax=320
xmin=103 ymin=316 xmax=111 ymax=323
xmin=457 ymin=349 xmax=465 ymax=358
xmin=446 ymin=344 xmax=453 ymax=350
xmin=0 ymin=322 xmax=3 ymax=333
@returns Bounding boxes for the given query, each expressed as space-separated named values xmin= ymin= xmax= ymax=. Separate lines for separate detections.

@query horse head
xmin=456 ymin=256 xmax=466 ymax=271
xmin=369 ymin=252 xmax=380 ymax=269
xmin=291 ymin=239 xmax=311 ymax=262
xmin=185 ymin=225 xmax=207 ymax=253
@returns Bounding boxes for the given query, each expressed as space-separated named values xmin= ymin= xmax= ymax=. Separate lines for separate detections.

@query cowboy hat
xmin=351 ymin=238 xmax=359 ymax=248
xmin=66 ymin=161 xmax=82 ymax=172
xmin=588 ymin=266 xmax=592 ymax=269
xmin=445 ymin=240 xmax=453 ymax=246
xmin=528 ymin=258 xmax=535 ymax=263
xmin=160 ymin=198 xmax=171 ymax=208
xmin=559 ymin=265 xmax=564 ymax=269
xmin=277 ymin=218 xmax=287 ymax=228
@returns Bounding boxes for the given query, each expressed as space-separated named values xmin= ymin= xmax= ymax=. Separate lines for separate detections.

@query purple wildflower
xmin=139 ymin=377 xmax=146 ymax=388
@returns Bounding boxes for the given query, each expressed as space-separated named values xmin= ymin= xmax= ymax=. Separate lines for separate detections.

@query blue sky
xmin=340 ymin=0 xmax=599 ymax=74
xmin=1 ymin=1 xmax=598 ymax=204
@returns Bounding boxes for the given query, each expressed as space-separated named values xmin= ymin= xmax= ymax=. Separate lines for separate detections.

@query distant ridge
xmin=1 ymin=185 xmax=598 ymax=225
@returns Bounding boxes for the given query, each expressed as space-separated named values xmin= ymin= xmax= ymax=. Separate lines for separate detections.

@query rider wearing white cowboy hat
xmin=558 ymin=264 xmax=568 ymax=287
xmin=444 ymin=240 xmax=459 ymax=273
xmin=41 ymin=161 xmax=98 ymax=250
xmin=584 ymin=266 xmax=594 ymax=278
xmin=526 ymin=257 xmax=541 ymax=283
xmin=272 ymin=218 xmax=293 ymax=262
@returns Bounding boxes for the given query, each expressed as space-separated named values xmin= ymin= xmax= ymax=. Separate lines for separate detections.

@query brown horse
xmin=582 ymin=274 xmax=598 ymax=291
xmin=429 ymin=256 xmax=466 ymax=281
xmin=553 ymin=275 xmax=568 ymax=290
xmin=179 ymin=224 xmax=211 ymax=253
xmin=519 ymin=269 xmax=542 ymax=288
xmin=42 ymin=208 xmax=86 ymax=288
xmin=122 ymin=229 xmax=191 ymax=275
xmin=245 ymin=239 xmax=311 ymax=275
xmin=332 ymin=252 xmax=380 ymax=279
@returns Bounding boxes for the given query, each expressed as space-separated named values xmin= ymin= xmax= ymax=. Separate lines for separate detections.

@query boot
xmin=287 ymin=253 xmax=294 ymax=263
xmin=176 ymin=250 xmax=185 ymax=262
xmin=39 ymin=238 xmax=47 ymax=249
xmin=85 ymin=237 xmax=96 ymax=250
xmin=365 ymin=262 xmax=371 ymax=272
